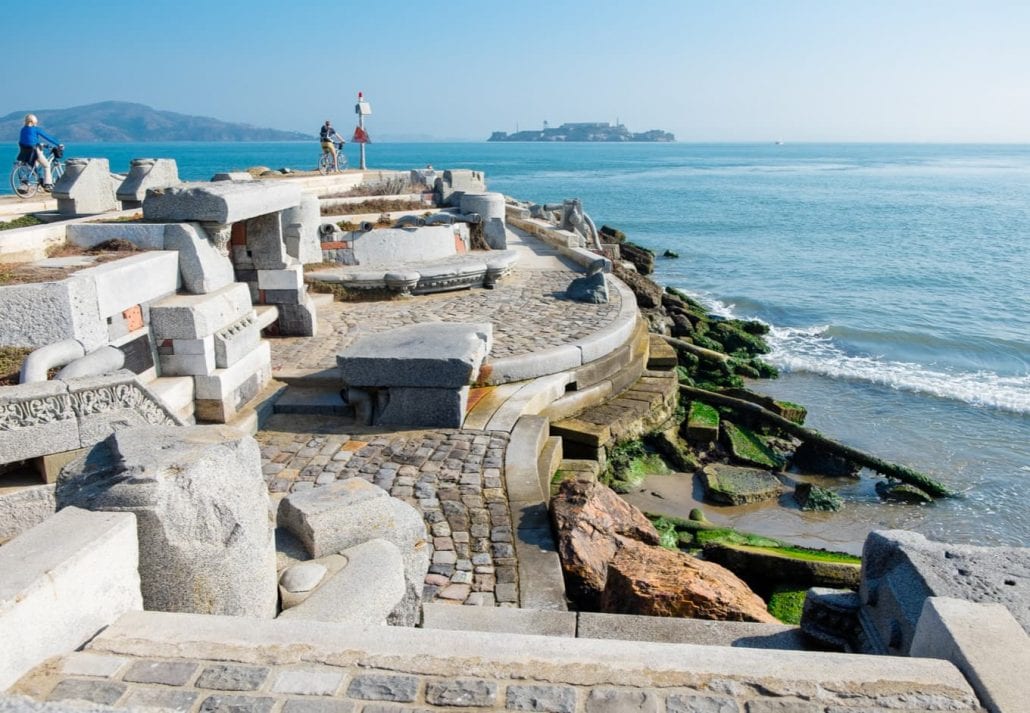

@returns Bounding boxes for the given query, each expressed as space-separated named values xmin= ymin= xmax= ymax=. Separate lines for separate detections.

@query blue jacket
xmin=19 ymin=125 xmax=60 ymax=148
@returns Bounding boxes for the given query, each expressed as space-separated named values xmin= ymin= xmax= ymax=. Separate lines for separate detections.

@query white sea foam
xmin=682 ymin=290 xmax=1030 ymax=414
xmin=766 ymin=324 xmax=1030 ymax=414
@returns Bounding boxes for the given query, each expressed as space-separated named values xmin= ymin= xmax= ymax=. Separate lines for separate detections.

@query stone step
xmin=273 ymin=385 xmax=351 ymax=416
xmin=420 ymin=604 xmax=809 ymax=650
xmin=646 ymin=333 xmax=678 ymax=370
xmin=65 ymin=610 xmax=975 ymax=713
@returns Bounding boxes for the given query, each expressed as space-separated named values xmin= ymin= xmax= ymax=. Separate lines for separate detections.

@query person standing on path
xmin=17 ymin=114 xmax=61 ymax=190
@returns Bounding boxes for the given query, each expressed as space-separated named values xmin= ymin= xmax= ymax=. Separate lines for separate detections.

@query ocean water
xmin=8 ymin=141 xmax=1028 ymax=547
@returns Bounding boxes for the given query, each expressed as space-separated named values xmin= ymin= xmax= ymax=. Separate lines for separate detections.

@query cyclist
xmin=18 ymin=114 xmax=61 ymax=191
xmin=319 ymin=120 xmax=346 ymax=171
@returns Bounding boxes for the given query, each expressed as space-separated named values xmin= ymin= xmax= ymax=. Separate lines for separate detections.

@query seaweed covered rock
xmin=601 ymin=538 xmax=778 ymax=622
xmin=701 ymin=464 xmax=784 ymax=505
xmin=686 ymin=401 xmax=720 ymax=442
xmin=794 ymin=482 xmax=845 ymax=512
xmin=875 ymin=481 xmax=933 ymax=504
xmin=792 ymin=441 xmax=860 ymax=477
xmin=721 ymin=421 xmax=785 ymax=469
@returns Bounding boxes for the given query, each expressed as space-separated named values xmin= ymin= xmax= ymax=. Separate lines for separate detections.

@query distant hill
xmin=0 ymin=101 xmax=311 ymax=142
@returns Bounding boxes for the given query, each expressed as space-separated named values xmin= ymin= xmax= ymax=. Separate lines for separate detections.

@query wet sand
xmin=621 ymin=470 xmax=933 ymax=557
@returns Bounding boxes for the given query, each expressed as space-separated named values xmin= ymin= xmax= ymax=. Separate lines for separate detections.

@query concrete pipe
xmin=56 ymin=346 xmax=126 ymax=380
xmin=19 ymin=339 xmax=86 ymax=384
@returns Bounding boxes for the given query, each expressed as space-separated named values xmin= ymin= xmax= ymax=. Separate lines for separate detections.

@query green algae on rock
xmin=686 ymin=401 xmax=720 ymax=442
xmin=794 ymin=483 xmax=845 ymax=512
xmin=701 ymin=464 xmax=784 ymax=505
xmin=721 ymin=421 xmax=785 ymax=469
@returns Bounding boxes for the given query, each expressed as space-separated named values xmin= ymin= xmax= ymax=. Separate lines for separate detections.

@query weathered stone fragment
xmin=701 ymin=464 xmax=783 ymax=505
xmin=277 ymin=478 xmax=428 ymax=626
xmin=601 ymin=539 xmax=778 ymax=622
xmin=549 ymin=478 xmax=660 ymax=609
xmin=794 ymin=482 xmax=844 ymax=511
xmin=56 ymin=425 xmax=277 ymax=618
xmin=566 ymin=272 xmax=609 ymax=303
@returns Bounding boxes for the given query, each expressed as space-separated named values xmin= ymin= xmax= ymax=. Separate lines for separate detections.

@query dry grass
xmin=323 ymin=198 xmax=426 ymax=216
xmin=0 ymin=346 xmax=32 ymax=386
xmin=1 ymin=241 xmax=144 ymax=285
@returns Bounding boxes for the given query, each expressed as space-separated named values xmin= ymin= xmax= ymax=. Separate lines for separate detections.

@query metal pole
xmin=359 ymin=110 xmax=366 ymax=170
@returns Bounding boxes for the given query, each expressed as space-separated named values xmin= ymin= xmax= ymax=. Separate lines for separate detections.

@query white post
xmin=355 ymin=91 xmax=371 ymax=170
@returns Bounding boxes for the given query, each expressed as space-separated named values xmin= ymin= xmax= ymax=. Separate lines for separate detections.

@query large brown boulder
xmin=550 ymin=479 xmax=659 ymax=609
xmin=601 ymin=539 xmax=778 ymax=623
xmin=613 ymin=263 xmax=663 ymax=309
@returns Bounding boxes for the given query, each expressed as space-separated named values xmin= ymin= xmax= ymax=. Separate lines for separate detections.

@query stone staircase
xmin=545 ymin=331 xmax=680 ymax=488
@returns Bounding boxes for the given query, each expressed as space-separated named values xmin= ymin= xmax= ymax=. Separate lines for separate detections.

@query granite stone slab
xmin=336 ymin=323 xmax=492 ymax=388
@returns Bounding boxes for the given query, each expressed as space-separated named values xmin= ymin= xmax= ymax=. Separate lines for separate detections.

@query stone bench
xmin=337 ymin=322 xmax=492 ymax=427
xmin=307 ymin=250 xmax=518 ymax=295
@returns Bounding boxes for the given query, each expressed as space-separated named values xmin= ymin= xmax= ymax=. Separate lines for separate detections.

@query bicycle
xmin=318 ymin=141 xmax=347 ymax=174
xmin=10 ymin=143 xmax=65 ymax=198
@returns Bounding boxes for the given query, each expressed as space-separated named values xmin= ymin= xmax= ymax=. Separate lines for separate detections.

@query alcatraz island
xmin=489 ymin=121 xmax=675 ymax=142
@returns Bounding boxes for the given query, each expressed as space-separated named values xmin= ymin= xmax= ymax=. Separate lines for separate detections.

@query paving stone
xmin=425 ymin=679 xmax=498 ymax=707
xmin=123 ymin=687 xmax=199 ymax=712
xmin=123 ymin=660 xmax=199 ymax=686
xmin=48 ymin=679 xmax=126 ymax=706
xmin=196 ymin=664 xmax=270 ymax=691
xmin=282 ymin=700 xmax=356 ymax=713
xmin=346 ymin=674 xmax=419 ymax=702
xmin=360 ymin=705 xmax=433 ymax=713
xmin=60 ymin=653 xmax=128 ymax=678
xmin=586 ymin=688 xmax=660 ymax=713
xmin=199 ymin=694 xmax=277 ymax=713
xmin=272 ymin=669 xmax=346 ymax=696
xmin=666 ymin=694 xmax=740 ymax=713
xmin=743 ymin=700 xmax=822 ymax=712
xmin=506 ymin=684 xmax=576 ymax=713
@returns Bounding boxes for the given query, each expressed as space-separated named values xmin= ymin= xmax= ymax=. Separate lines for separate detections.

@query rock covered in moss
xmin=701 ymin=464 xmax=784 ymax=505
xmin=794 ymin=483 xmax=845 ymax=512
xmin=875 ymin=480 xmax=933 ymax=504
xmin=792 ymin=441 xmax=860 ymax=477
xmin=686 ymin=401 xmax=720 ymax=442
xmin=721 ymin=421 xmax=785 ymax=469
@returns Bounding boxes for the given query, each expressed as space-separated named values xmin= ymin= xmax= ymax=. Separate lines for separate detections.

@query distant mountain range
xmin=0 ymin=101 xmax=311 ymax=142
xmin=489 ymin=122 xmax=675 ymax=142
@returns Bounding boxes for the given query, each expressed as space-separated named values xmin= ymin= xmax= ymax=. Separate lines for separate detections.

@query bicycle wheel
xmin=10 ymin=163 xmax=38 ymax=199
xmin=318 ymin=152 xmax=333 ymax=175
xmin=337 ymin=153 xmax=348 ymax=170
xmin=51 ymin=160 xmax=64 ymax=184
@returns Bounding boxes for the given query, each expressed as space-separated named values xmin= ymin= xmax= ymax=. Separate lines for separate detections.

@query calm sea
xmin=8 ymin=141 xmax=1029 ymax=547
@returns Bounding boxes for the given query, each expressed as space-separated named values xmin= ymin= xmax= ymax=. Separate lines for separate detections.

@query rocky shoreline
xmin=547 ymin=224 xmax=951 ymax=622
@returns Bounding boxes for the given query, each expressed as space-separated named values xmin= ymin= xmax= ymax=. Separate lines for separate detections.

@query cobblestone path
xmin=257 ymin=422 xmax=515 ymax=607
xmin=29 ymin=651 xmax=807 ymax=713
xmin=271 ymin=270 xmax=620 ymax=371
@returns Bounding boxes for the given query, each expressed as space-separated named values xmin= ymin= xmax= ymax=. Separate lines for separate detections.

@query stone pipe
xmin=395 ymin=215 xmax=427 ymax=228
xmin=19 ymin=339 xmax=85 ymax=384
xmin=55 ymin=346 xmax=126 ymax=381
xmin=424 ymin=213 xmax=482 ymax=226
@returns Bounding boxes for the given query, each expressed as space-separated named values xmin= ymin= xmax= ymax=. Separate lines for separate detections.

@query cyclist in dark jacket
xmin=18 ymin=114 xmax=61 ymax=189
xmin=319 ymin=120 xmax=345 ymax=171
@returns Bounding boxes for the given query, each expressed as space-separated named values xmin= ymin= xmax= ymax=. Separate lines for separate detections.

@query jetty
xmin=0 ymin=159 xmax=1025 ymax=713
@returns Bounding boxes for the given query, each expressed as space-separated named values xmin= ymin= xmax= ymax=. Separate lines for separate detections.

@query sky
xmin=6 ymin=0 xmax=1030 ymax=142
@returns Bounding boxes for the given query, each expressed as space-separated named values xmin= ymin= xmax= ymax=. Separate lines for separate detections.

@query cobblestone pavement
xmin=25 ymin=650 xmax=969 ymax=713
xmin=271 ymin=270 xmax=621 ymax=371
xmin=257 ymin=420 xmax=515 ymax=607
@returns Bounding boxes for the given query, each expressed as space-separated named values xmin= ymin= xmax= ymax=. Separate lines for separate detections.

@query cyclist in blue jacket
xmin=18 ymin=114 xmax=61 ymax=190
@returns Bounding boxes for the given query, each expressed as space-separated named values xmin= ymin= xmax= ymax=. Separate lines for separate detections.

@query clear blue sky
xmin=8 ymin=0 xmax=1030 ymax=142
